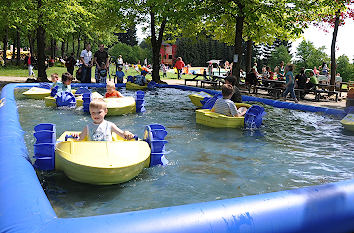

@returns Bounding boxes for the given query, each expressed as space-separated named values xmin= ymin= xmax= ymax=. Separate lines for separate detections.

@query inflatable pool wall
xmin=1 ymin=83 xmax=354 ymax=233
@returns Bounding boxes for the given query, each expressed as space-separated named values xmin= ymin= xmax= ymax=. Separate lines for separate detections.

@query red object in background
xmin=160 ymin=42 xmax=177 ymax=66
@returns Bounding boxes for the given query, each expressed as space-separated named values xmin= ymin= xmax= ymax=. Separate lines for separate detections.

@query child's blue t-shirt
xmin=57 ymin=82 xmax=71 ymax=93
xmin=52 ymin=81 xmax=61 ymax=89
xmin=134 ymin=75 xmax=146 ymax=86
xmin=116 ymin=70 xmax=125 ymax=79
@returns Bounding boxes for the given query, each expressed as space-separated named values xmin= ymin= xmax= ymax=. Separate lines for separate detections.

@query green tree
xmin=109 ymin=42 xmax=152 ymax=65
xmin=122 ymin=0 xmax=200 ymax=82
xmin=294 ymin=40 xmax=330 ymax=72
xmin=202 ymin=0 xmax=307 ymax=85
xmin=268 ymin=45 xmax=292 ymax=70
xmin=336 ymin=55 xmax=354 ymax=82
xmin=311 ymin=0 xmax=353 ymax=87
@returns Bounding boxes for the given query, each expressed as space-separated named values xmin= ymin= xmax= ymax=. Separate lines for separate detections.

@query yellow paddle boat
xmin=196 ymin=103 xmax=253 ymax=128
xmin=340 ymin=114 xmax=354 ymax=131
xmin=55 ymin=132 xmax=151 ymax=185
xmin=33 ymin=124 xmax=168 ymax=185
xmin=126 ymin=81 xmax=148 ymax=90
xmin=44 ymin=91 xmax=103 ymax=108
xmin=188 ymin=92 xmax=213 ymax=107
xmin=22 ymin=87 xmax=51 ymax=99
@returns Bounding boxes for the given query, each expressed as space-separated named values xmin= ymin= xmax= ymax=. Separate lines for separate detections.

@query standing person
xmin=93 ymin=44 xmax=109 ymax=83
xmin=175 ymin=57 xmax=185 ymax=80
xmin=207 ymin=62 xmax=213 ymax=78
xmin=282 ymin=64 xmax=298 ymax=103
xmin=65 ymin=52 xmax=76 ymax=75
xmin=162 ymin=63 xmax=167 ymax=78
xmin=278 ymin=61 xmax=285 ymax=80
xmin=25 ymin=53 xmax=35 ymax=77
xmin=80 ymin=44 xmax=93 ymax=83
xmin=117 ymin=55 xmax=123 ymax=68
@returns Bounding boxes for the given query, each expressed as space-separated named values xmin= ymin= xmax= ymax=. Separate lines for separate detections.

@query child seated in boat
xmin=74 ymin=98 xmax=134 ymax=141
xmin=134 ymin=70 xmax=149 ymax=86
xmin=57 ymin=72 xmax=73 ymax=93
xmin=50 ymin=73 xmax=59 ymax=90
xmin=212 ymin=84 xmax=247 ymax=117
xmin=105 ymin=81 xmax=123 ymax=98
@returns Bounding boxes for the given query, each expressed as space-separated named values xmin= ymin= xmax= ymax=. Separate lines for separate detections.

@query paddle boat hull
xmin=44 ymin=96 xmax=83 ymax=107
xmin=126 ymin=82 xmax=148 ymax=90
xmin=22 ymin=87 xmax=51 ymax=99
xmin=340 ymin=114 xmax=354 ymax=131
xmin=188 ymin=92 xmax=213 ymax=107
xmin=55 ymin=131 xmax=151 ymax=185
xmin=196 ymin=103 xmax=252 ymax=128
xmin=104 ymin=97 xmax=136 ymax=116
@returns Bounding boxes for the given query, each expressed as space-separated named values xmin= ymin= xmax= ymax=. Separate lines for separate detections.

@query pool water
xmin=15 ymin=87 xmax=354 ymax=218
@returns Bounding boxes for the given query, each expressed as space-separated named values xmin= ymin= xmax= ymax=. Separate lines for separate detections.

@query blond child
xmin=74 ymin=98 xmax=134 ymax=141
xmin=104 ymin=81 xmax=123 ymax=98
xmin=212 ymin=84 xmax=247 ymax=117
xmin=50 ymin=73 xmax=59 ymax=90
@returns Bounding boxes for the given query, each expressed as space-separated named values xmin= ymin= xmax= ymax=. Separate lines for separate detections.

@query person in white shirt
xmin=74 ymin=98 xmax=134 ymax=141
xmin=212 ymin=84 xmax=247 ymax=117
xmin=80 ymin=44 xmax=93 ymax=83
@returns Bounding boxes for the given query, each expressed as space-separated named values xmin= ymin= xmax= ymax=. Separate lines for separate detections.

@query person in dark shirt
xmin=245 ymin=68 xmax=258 ymax=93
xmin=93 ymin=44 xmax=109 ymax=83
xmin=224 ymin=75 xmax=242 ymax=103
xmin=65 ymin=53 xmax=76 ymax=75
xmin=295 ymin=68 xmax=307 ymax=99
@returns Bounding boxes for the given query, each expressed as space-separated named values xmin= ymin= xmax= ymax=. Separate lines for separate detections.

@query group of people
xmin=49 ymin=71 xmax=132 ymax=142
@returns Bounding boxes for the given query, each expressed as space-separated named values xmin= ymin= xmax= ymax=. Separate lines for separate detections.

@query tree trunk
xmin=232 ymin=10 xmax=245 ymax=87
xmin=76 ymin=34 xmax=81 ymax=57
xmin=246 ymin=39 xmax=253 ymax=73
xmin=66 ymin=41 xmax=68 ymax=55
xmin=330 ymin=9 xmax=340 ymax=91
xmin=61 ymin=40 xmax=65 ymax=58
xmin=72 ymin=34 xmax=75 ymax=54
xmin=150 ymin=9 xmax=167 ymax=83
xmin=50 ymin=38 xmax=54 ymax=59
xmin=12 ymin=34 xmax=16 ymax=61
xmin=28 ymin=34 xmax=34 ymax=56
xmin=53 ymin=39 xmax=56 ymax=58
xmin=37 ymin=0 xmax=48 ymax=81
xmin=2 ymin=27 xmax=8 ymax=66
xmin=16 ymin=29 xmax=20 ymax=66
xmin=37 ymin=24 xmax=47 ymax=81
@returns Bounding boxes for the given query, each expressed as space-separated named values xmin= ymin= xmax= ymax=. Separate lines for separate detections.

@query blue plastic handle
xmin=65 ymin=135 xmax=78 ymax=141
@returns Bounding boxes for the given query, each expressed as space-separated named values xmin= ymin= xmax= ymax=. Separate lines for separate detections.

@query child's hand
xmin=123 ymin=131 xmax=134 ymax=140
xmin=71 ymin=133 xmax=80 ymax=140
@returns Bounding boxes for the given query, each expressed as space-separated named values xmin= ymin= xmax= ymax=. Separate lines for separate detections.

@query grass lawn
xmin=0 ymin=65 xmax=197 ymax=81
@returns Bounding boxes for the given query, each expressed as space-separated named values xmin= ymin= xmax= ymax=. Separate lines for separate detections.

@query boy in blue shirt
xmin=134 ymin=70 xmax=149 ymax=86
xmin=115 ymin=66 xmax=125 ymax=83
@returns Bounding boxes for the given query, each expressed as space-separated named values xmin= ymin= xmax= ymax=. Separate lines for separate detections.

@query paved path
xmin=0 ymin=76 xmax=347 ymax=109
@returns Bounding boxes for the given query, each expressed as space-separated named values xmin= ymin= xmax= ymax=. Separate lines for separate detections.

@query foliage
xmin=109 ymin=42 xmax=152 ymax=65
xmin=336 ymin=55 xmax=354 ymax=82
xmin=267 ymin=45 xmax=292 ymax=69
xmin=175 ymin=37 xmax=234 ymax=67
xmin=294 ymin=40 xmax=330 ymax=72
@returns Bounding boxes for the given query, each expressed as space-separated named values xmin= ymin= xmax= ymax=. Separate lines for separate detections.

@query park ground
xmin=0 ymin=65 xmax=347 ymax=110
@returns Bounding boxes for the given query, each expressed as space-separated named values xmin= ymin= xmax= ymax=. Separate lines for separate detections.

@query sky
xmin=291 ymin=19 xmax=354 ymax=61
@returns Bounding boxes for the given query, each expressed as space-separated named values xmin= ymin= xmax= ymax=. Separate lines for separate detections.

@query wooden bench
xmin=184 ymin=74 xmax=205 ymax=86
xmin=254 ymin=85 xmax=282 ymax=98
xmin=314 ymin=89 xmax=339 ymax=102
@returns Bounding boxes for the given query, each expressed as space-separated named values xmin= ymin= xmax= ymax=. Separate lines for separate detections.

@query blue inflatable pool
xmin=1 ymin=83 xmax=353 ymax=233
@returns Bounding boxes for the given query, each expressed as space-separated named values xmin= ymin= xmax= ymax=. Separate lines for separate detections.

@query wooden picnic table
xmin=184 ymin=73 xmax=206 ymax=86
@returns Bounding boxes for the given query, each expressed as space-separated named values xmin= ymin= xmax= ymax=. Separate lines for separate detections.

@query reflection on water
xmin=15 ymin=87 xmax=354 ymax=218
